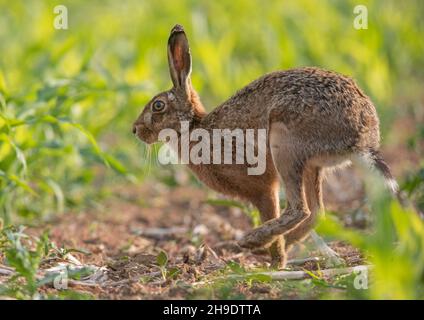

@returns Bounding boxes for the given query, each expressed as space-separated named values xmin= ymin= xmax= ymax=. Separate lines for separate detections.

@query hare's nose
xmin=132 ymin=124 xmax=137 ymax=135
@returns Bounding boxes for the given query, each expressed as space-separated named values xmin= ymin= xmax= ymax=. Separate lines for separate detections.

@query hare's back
xmin=207 ymin=67 xmax=378 ymax=136
xmin=268 ymin=67 xmax=380 ymax=152
xmin=271 ymin=67 xmax=374 ymax=118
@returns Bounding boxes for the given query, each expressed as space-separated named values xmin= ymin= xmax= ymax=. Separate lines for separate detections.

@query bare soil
xmin=21 ymin=166 xmax=370 ymax=299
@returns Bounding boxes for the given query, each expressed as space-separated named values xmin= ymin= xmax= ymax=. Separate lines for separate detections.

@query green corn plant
xmin=316 ymin=174 xmax=424 ymax=299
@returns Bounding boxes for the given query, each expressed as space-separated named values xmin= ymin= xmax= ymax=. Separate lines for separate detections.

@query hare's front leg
xmin=253 ymin=192 xmax=287 ymax=269
xmin=239 ymin=124 xmax=311 ymax=249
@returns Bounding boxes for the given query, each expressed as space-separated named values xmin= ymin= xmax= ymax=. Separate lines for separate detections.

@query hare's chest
xmin=188 ymin=164 xmax=230 ymax=191
xmin=188 ymin=163 xmax=242 ymax=194
xmin=187 ymin=163 xmax=277 ymax=201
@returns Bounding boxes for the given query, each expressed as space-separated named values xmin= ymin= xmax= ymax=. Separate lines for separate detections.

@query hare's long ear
xmin=167 ymin=24 xmax=192 ymax=94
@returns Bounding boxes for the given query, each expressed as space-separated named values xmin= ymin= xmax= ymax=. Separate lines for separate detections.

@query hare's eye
xmin=152 ymin=100 xmax=166 ymax=112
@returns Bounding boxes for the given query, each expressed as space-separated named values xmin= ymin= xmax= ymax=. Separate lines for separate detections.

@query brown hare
xmin=133 ymin=24 xmax=398 ymax=268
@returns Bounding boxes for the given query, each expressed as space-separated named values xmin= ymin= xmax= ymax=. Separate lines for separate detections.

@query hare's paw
xmin=269 ymin=238 xmax=287 ymax=270
xmin=239 ymin=209 xmax=307 ymax=249
xmin=310 ymin=231 xmax=345 ymax=268
xmin=238 ymin=223 xmax=278 ymax=249
xmin=317 ymin=240 xmax=345 ymax=268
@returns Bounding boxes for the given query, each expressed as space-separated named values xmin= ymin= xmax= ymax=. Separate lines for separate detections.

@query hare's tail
xmin=366 ymin=149 xmax=424 ymax=218
xmin=357 ymin=148 xmax=399 ymax=198
xmin=367 ymin=149 xmax=399 ymax=195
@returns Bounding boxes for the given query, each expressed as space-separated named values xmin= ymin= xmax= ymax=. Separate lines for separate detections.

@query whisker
xmin=134 ymin=138 xmax=150 ymax=179
xmin=147 ymin=145 xmax=152 ymax=177
xmin=156 ymin=144 xmax=161 ymax=167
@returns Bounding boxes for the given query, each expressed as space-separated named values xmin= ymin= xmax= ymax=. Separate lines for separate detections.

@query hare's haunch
xmin=133 ymin=25 xmax=397 ymax=269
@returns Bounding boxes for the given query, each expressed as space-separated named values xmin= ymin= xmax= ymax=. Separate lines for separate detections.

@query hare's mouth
xmin=137 ymin=134 xmax=156 ymax=145
xmin=135 ymin=128 xmax=156 ymax=145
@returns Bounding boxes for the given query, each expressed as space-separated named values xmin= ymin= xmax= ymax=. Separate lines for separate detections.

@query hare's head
xmin=133 ymin=24 xmax=205 ymax=144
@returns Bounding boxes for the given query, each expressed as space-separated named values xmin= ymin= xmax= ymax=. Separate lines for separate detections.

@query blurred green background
xmin=1 ymin=0 xmax=423 ymax=221
xmin=0 ymin=0 xmax=424 ymax=299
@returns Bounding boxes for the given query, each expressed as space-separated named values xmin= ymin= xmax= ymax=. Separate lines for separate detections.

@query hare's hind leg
xmin=285 ymin=165 xmax=344 ymax=266
xmin=284 ymin=166 xmax=323 ymax=250
xmin=239 ymin=122 xmax=311 ymax=249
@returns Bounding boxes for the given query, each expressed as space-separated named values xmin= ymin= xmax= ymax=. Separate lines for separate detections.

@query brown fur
xmin=133 ymin=25 xmax=392 ymax=269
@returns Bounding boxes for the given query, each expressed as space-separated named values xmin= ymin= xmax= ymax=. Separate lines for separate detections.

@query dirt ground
xmin=15 ymin=165 xmax=372 ymax=300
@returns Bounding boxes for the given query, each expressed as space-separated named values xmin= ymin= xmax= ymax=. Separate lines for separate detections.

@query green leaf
xmin=102 ymin=153 xmax=128 ymax=175
xmin=156 ymin=251 xmax=168 ymax=267
xmin=0 ymin=92 xmax=6 ymax=111
xmin=167 ymin=267 xmax=180 ymax=279
xmin=0 ymin=170 xmax=38 ymax=196
xmin=246 ymin=273 xmax=272 ymax=283
xmin=227 ymin=261 xmax=245 ymax=274
xmin=46 ymin=179 xmax=65 ymax=214
xmin=0 ymin=133 xmax=28 ymax=174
